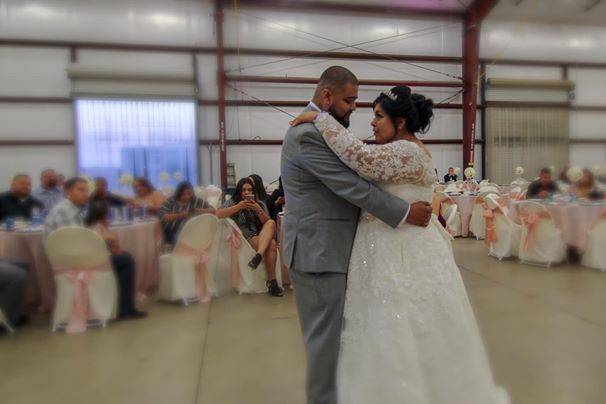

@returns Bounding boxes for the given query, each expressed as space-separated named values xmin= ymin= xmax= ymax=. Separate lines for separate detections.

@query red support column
xmin=462 ymin=0 xmax=497 ymax=169
xmin=214 ymin=0 xmax=228 ymax=188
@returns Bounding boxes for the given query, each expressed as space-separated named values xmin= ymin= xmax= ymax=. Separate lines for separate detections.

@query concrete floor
xmin=2 ymin=238 xmax=606 ymax=404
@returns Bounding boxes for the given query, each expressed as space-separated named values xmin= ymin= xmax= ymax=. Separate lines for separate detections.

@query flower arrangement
xmin=173 ymin=171 xmax=182 ymax=181
xmin=453 ymin=167 xmax=461 ymax=176
xmin=159 ymin=172 xmax=170 ymax=183
xmin=515 ymin=166 xmax=524 ymax=176
xmin=567 ymin=166 xmax=583 ymax=183
xmin=119 ymin=173 xmax=133 ymax=186
xmin=464 ymin=166 xmax=476 ymax=179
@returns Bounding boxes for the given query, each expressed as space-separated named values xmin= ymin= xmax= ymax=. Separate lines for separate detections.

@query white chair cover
xmin=159 ymin=214 xmax=220 ymax=304
xmin=582 ymin=215 xmax=606 ymax=271
xmin=484 ymin=195 xmax=521 ymax=260
xmin=221 ymin=219 xmax=282 ymax=294
xmin=517 ymin=201 xmax=566 ymax=267
xmin=45 ymin=226 xmax=118 ymax=332
xmin=439 ymin=192 xmax=462 ymax=237
xmin=204 ymin=185 xmax=223 ymax=209
xmin=469 ymin=196 xmax=488 ymax=240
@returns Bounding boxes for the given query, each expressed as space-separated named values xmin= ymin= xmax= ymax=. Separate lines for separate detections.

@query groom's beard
xmin=328 ymin=107 xmax=351 ymax=128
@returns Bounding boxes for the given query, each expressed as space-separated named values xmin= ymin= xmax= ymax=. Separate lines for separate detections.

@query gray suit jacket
xmin=280 ymin=106 xmax=410 ymax=274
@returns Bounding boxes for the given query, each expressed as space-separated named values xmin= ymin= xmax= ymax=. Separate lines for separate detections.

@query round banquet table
xmin=510 ymin=201 xmax=606 ymax=252
xmin=0 ymin=218 xmax=163 ymax=313
xmin=449 ymin=194 xmax=478 ymax=237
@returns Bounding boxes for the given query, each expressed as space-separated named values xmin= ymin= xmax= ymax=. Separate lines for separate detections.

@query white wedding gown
xmin=313 ymin=114 xmax=509 ymax=404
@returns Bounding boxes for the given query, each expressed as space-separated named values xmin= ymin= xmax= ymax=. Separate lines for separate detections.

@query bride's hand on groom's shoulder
xmin=289 ymin=111 xmax=319 ymax=127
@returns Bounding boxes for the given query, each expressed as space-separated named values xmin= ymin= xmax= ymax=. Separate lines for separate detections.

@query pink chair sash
xmin=483 ymin=206 xmax=498 ymax=246
xmin=227 ymin=228 xmax=243 ymax=288
xmin=174 ymin=242 xmax=212 ymax=303
xmin=519 ymin=210 xmax=552 ymax=251
xmin=55 ymin=264 xmax=110 ymax=334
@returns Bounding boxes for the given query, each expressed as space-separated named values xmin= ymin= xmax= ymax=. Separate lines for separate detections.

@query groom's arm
xmin=298 ymin=129 xmax=408 ymax=228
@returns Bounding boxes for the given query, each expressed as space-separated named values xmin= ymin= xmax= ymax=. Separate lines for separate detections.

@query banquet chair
xmin=469 ymin=189 xmax=501 ymax=240
xmin=509 ymin=186 xmax=525 ymax=201
xmin=517 ymin=201 xmax=566 ymax=267
xmin=204 ymin=185 xmax=223 ymax=209
xmin=194 ymin=186 xmax=223 ymax=210
xmin=479 ymin=180 xmax=489 ymax=187
xmin=581 ymin=214 xmax=606 ymax=271
xmin=45 ymin=226 xmax=118 ymax=333
xmin=439 ymin=192 xmax=462 ymax=237
xmin=0 ymin=308 xmax=14 ymax=334
xmin=221 ymin=219 xmax=283 ymax=294
xmin=484 ymin=194 xmax=522 ymax=260
xmin=479 ymin=186 xmax=500 ymax=195
xmin=159 ymin=214 xmax=220 ymax=305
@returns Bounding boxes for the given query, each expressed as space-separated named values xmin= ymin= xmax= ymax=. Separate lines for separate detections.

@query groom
xmin=280 ymin=66 xmax=433 ymax=404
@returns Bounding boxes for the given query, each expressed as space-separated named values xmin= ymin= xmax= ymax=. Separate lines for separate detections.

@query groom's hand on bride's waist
xmin=405 ymin=201 xmax=432 ymax=227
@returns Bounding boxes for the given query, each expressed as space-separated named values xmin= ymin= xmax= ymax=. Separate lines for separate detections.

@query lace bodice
xmin=314 ymin=113 xmax=437 ymax=187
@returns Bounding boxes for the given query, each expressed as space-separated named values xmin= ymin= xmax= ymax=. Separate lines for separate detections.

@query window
xmin=75 ymin=99 xmax=198 ymax=193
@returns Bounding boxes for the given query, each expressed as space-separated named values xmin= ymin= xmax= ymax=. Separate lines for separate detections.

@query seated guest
xmin=574 ymin=169 xmax=604 ymax=200
xmin=268 ymin=177 xmax=286 ymax=218
xmin=32 ymin=169 xmax=64 ymax=215
xmin=0 ymin=174 xmax=44 ymax=221
xmin=85 ymin=201 xmax=147 ymax=319
xmin=217 ymin=178 xmax=283 ymax=297
xmin=0 ymin=260 xmax=28 ymax=331
xmin=44 ymin=178 xmax=146 ymax=320
xmin=89 ymin=177 xmax=127 ymax=207
xmin=443 ymin=167 xmax=457 ymax=183
xmin=249 ymin=174 xmax=276 ymax=220
xmin=158 ymin=181 xmax=215 ymax=245
xmin=132 ymin=177 xmax=165 ymax=214
xmin=527 ymin=167 xmax=559 ymax=199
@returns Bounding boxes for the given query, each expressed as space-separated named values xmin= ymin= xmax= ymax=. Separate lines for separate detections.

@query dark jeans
xmin=0 ymin=260 xmax=28 ymax=325
xmin=110 ymin=253 xmax=137 ymax=315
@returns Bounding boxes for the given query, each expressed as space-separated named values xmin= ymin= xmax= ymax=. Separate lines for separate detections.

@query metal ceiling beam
xmin=219 ymin=0 xmax=465 ymax=19
xmin=225 ymin=75 xmax=462 ymax=88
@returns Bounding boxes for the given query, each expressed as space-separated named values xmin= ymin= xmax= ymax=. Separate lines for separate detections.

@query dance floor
xmin=2 ymin=238 xmax=606 ymax=404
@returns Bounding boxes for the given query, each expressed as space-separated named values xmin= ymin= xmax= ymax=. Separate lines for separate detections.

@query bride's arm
xmin=314 ymin=112 xmax=427 ymax=183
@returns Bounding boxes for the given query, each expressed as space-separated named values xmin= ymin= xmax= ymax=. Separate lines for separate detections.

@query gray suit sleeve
xmin=298 ymin=130 xmax=409 ymax=228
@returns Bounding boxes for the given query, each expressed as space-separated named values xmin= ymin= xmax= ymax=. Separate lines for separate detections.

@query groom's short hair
xmin=317 ymin=66 xmax=358 ymax=92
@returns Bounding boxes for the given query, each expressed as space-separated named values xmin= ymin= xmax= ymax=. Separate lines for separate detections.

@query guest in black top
xmin=527 ymin=167 xmax=559 ymax=199
xmin=269 ymin=177 xmax=286 ymax=218
xmin=89 ymin=177 xmax=127 ymax=207
xmin=443 ymin=167 xmax=457 ymax=183
xmin=0 ymin=174 xmax=44 ymax=221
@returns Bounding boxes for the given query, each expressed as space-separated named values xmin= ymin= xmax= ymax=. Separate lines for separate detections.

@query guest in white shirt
xmin=32 ymin=169 xmax=64 ymax=215
xmin=45 ymin=177 xmax=146 ymax=320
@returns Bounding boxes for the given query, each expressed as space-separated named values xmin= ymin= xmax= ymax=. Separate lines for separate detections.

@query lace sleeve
xmin=314 ymin=113 xmax=430 ymax=184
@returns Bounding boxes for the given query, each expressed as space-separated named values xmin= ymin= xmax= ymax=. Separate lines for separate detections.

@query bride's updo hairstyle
xmin=372 ymin=86 xmax=434 ymax=135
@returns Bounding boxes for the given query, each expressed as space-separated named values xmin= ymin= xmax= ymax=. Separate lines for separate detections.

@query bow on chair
xmin=174 ymin=242 xmax=212 ymax=303
xmin=519 ymin=210 xmax=551 ymax=251
xmin=55 ymin=264 xmax=110 ymax=333
xmin=483 ymin=204 xmax=498 ymax=246
xmin=226 ymin=228 xmax=243 ymax=289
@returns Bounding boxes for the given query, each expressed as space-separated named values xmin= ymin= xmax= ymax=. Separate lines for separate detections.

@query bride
xmin=291 ymin=86 xmax=509 ymax=404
